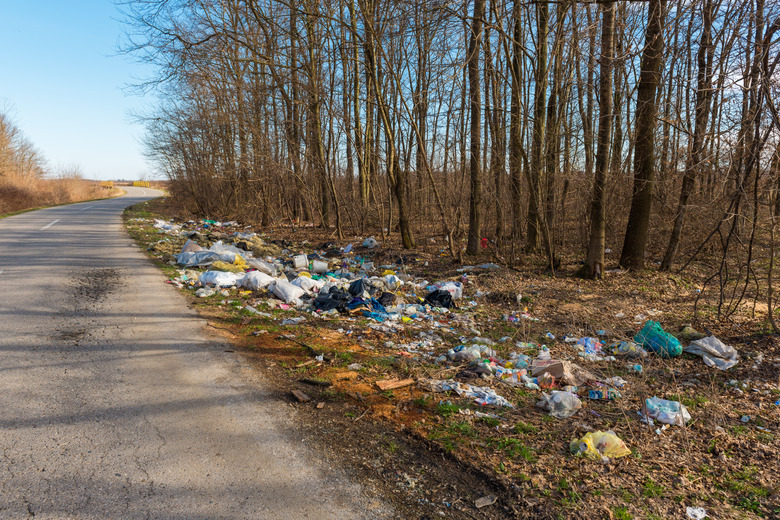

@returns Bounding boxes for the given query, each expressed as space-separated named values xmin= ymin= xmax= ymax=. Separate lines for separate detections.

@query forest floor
xmin=125 ymin=197 xmax=779 ymax=520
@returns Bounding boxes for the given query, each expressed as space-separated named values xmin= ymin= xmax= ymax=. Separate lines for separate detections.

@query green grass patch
xmin=493 ymin=437 xmax=536 ymax=462
xmin=641 ymin=478 xmax=665 ymax=498
xmin=436 ymin=402 xmax=460 ymax=417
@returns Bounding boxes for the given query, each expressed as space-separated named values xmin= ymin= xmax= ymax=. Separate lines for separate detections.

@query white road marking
xmin=40 ymin=219 xmax=60 ymax=231
xmin=79 ymin=205 xmax=94 ymax=211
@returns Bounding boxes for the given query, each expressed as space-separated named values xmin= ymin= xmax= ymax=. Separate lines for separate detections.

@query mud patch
xmin=50 ymin=267 xmax=123 ymax=345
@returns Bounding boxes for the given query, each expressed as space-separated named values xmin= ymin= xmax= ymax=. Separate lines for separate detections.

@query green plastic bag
xmin=634 ymin=320 xmax=682 ymax=358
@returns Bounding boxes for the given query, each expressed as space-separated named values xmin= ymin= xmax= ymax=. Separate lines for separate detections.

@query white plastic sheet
xmin=684 ymin=336 xmax=739 ymax=370
xmin=177 ymin=251 xmax=223 ymax=267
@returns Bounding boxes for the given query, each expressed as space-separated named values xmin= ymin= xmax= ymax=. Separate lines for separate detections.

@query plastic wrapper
xmin=570 ymin=431 xmax=631 ymax=460
xmin=612 ymin=340 xmax=648 ymax=358
xmin=422 ymin=379 xmax=513 ymax=407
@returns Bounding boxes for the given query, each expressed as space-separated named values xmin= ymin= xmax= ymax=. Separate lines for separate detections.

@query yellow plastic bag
xmin=211 ymin=260 xmax=245 ymax=273
xmin=233 ymin=255 xmax=247 ymax=268
xmin=571 ymin=431 xmax=630 ymax=460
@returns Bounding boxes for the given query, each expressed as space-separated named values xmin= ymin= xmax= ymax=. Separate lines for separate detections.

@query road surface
xmin=0 ymin=187 xmax=392 ymax=519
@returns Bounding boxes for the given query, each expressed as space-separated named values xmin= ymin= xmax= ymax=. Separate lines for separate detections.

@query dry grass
xmin=0 ymin=174 xmax=111 ymax=215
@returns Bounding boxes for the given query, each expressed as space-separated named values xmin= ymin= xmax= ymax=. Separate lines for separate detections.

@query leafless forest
xmin=120 ymin=0 xmax=780 ymax=314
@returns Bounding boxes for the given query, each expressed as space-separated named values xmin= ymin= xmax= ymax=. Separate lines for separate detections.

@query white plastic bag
xmin=537 ymin=391 xmax=582 ymax=418
xmin=291 ymin=276 xmax=325 ymax=293
xmin=433 ymin=281 xmax=463 ymax=299
xmin=241 ymin=271 xmax=276 ymax=290
xmin=246 ymin=258 xmax=277 ymax=276
xmin=199 ymin=271 xmax=244 ymax=287
xmin=270 ymin=280 xmax=306 ymax=305
xmin=684 ymin=336 xmax=739 ymax=370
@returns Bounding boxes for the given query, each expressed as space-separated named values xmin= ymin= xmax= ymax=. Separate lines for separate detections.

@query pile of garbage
xmin=135 ymin=216 xmax=759 ymax=464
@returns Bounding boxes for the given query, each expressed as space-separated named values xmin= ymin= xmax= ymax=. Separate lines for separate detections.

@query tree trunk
xmin=661 ymin=0 xmax=714 ymax=271
xmin=527 ymin=1 xmax=548 ymax=251
xmin=466 ymin=0 xmax=485 ymax=255
xmin=620 ymin=0 xmax=667 ymax=269
xmin=580 ymin=0 xmax=615 ymax=279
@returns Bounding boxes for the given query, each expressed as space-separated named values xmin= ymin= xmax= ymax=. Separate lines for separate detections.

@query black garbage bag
xmin=348 ymin=278 xmax=379 ymax=298
xmin=377 ymin=291 xmax=396 ymax=307
xmin=314 ymin=287 xmax=353 ymax=312
xmin=425 ymin=289 xmax=455 ymax=309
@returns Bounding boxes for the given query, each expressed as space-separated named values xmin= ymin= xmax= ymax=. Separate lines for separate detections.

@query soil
xmin=126 ymin=197 xmax=780 ymax=519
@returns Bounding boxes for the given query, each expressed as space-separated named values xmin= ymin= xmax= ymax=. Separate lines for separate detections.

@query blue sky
xmin=0 ymin=2 xmax=154 ymax=181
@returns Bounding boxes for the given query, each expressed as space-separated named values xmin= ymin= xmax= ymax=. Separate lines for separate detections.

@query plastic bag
xmin=270 ymin=280 xmax=306 ymax=305
xmin=571 ymin=431 xmax=631 ymax=460
xmin=643 ymin=397 xmax=691 ymax=426
xmin=314 ymin=288 xmax=352 ymax=312
xmin=208 ymin=241 xmax=247 ymax=264
xmin=291 ymin=276 xmax=325 ymax=293
xmin=348 ymin=278 xmax=379 ymax=298
xmin=180 ymin=239 xmax=204 ymax=254
xmin=210 ymin=260 xmax=245 ymax=273
xmin=246 ymin=258 xmax=277 ymax=276
xmin=434 ymin=281 xmax=463 ymax=300
xmin=612 ymin=340 xmax=648 ymax=358
xmin=684 ymin=336 xmax=739 ymax=370
xmin=537 ymin=391 xmax=581 ymax=418
xmin=241 ymin=271 xmax=275 ymax=290
xmin=198 ymin=271 xmax=244 ymax=287
xmin=177 ymin=250 xmax=222 ymax=267
xmin=425 ymin=289 xmax=455 ymax=309
xmin=362 ymin=237 xmax=379 ymax=249
xmin=634 ymin=321 xmax=682 ymax=358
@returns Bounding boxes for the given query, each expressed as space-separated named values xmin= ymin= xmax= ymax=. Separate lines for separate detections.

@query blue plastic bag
xmin=633 ymin=321 xmax=682 ymax=358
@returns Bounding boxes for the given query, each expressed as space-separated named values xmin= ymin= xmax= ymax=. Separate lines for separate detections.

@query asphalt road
xmin=0 ymin=187 xmax=392 ymax=519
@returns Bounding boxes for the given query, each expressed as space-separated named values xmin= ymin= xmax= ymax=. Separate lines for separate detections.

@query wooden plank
xmin=375 ymin=378 xmax=415 ymax=391
xmin=291 ymin=389 xmax=311 ymax=402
